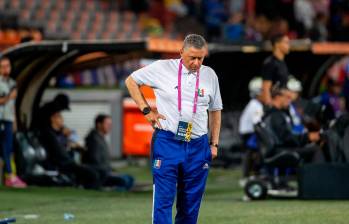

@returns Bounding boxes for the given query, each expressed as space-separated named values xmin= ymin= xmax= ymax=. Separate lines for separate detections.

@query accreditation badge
xmin=174 ymin=120 xmax=193 ymax=142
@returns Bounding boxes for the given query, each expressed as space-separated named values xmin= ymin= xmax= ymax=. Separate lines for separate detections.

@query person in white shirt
xmin=0 ymin=57 xmax=27 ymax=188
xmin=125 ymin=34 xmax=222 ymax=224
xmin=239 ymin=77 xmax=264 ymax=179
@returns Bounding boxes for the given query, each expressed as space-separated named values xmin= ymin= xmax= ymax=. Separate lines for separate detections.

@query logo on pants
xmin=153 ymin=159 xmax=162 ymax=169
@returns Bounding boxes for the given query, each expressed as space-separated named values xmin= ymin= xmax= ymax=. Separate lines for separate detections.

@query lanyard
xmin=177 ymin=59 xmax=200 ymax=116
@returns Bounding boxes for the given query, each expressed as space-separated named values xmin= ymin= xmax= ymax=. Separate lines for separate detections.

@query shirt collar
xmin=180 ymin=60 xmax=199 ymax=76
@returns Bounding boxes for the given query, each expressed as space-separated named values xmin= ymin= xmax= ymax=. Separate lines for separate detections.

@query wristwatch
xmin=210 ymin=142 xmax=219 ymax=148
xmin=142 ymin=106 xmax=151 ymax=115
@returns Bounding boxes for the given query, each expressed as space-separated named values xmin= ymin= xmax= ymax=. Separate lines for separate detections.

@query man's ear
xmin=180 ymin=47 xmax=184 ymax=57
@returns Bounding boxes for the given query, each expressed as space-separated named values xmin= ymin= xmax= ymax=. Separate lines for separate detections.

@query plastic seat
xmin=254 ymin=122 xmax=300 ymax=168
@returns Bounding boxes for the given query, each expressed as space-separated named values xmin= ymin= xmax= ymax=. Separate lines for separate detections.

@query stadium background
xmin=1 ymin=0 xmax=349 ymax=223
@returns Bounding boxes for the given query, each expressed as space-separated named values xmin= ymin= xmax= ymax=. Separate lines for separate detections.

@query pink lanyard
xmin=177 ymin=59 xmax=200 ymax=116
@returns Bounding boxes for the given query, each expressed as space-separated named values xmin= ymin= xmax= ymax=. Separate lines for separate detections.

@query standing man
xmin=261 ymin=33 xmax=291 ymax=105
xmin=125 ymin=34 xmax=223 ymax=224
xmin=0 ymin=57 xmax=27 ymax=188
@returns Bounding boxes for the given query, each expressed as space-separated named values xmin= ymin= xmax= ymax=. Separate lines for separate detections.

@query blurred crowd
xmin=118 ymin=0 xmax=349 ymax=42
xmin=1 ymin=0 xmax=348 ymax=44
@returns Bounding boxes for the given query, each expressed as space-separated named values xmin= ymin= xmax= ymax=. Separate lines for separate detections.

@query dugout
xmin=1 ymin=39 xmax=348 ymax=158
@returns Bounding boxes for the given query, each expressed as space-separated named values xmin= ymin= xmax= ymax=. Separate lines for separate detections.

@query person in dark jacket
xmin=38 ymin=109 xmax=101 ymax=189
xmin=84 ymin=114 xmax=134 ymax=190
xmin=263 ymin=87 xmax=322 ymax=162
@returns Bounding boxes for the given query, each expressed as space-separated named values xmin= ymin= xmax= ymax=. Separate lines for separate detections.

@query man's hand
xmin=9 ymin=89 xmax=17 ymax=100
xmin=62 ymin=127 xmax=72 ymax=137
xmin=145 ymin=109 xmax=166 ymax=129
xmin=210 ymin=145 xmax=218 ymax=160
xmin=308 ymin=131 xmax=320 ymax=142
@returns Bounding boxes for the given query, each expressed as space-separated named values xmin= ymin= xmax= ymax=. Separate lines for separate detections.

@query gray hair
xmin=183 ymin=34 xmax=207 ymax=50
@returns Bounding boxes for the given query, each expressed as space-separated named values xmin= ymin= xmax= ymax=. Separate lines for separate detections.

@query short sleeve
xmin=208 ymin=69 xmax=223 ymax=111
xmin=9 ymin=79 xmax=16 ymax=90
xmin=261 ymin=58 xmax=275 ymax=81
xmin=130 ymin=60 xmax=162 ymax=88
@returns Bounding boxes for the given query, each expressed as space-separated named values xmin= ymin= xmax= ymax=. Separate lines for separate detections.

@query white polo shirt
xmin=131 ymin=58 xmax=223 ymax=138
xmin=239 ymin=98 xmax=264 ymax=135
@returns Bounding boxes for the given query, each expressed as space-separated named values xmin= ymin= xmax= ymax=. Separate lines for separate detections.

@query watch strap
xmin=210 ymin=142 xmax=219 ymax=148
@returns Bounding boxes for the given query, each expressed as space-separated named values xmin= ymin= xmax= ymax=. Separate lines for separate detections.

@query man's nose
xmin=193 ymin=59 xmax=200 ymax=66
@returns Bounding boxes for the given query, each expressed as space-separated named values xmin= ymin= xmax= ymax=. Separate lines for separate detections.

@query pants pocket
xmin=206 ymin=142 xmax=212 ymax=162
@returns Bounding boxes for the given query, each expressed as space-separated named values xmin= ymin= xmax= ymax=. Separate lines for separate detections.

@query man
xmin=0 ymin=57 xmax=27 ymax=188
xmin=38 ymin=108 xmax=101 ymax=189
xmin=125 ymin=34 xmax=222 ymax=224
xmin=261 ymin=33 xmax=291 ymax=105
xmin=287 ymin=77 xmax=306 ymax=134
xmin=239 ymin=77 xmax=264 ymax=140
xmin=263 ymin=87 xmax=321 ymax=162
xmin=239 ymin=77 xmax=264 ymax=179
xmin=84 ymin=114 xmax=134 ymax=190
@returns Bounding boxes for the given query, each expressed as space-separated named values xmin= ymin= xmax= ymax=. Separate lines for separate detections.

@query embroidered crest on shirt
xmin=198 ymin=88 xmax=205 ymax=97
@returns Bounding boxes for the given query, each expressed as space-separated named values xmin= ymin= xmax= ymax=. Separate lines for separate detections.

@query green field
xmin=1 ymin=166 xmax=349 ymax=224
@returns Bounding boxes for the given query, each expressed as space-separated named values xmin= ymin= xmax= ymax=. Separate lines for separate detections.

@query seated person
xmin=83 ymin=114 xmax=134 ymax=190
xmin=286 ymin=77 xmax=306 ymax=135
xmin=313 ymin=78 xmax=346 ymax=123
xmin=262 ymin=87 xmax=322 ymax=163
xmin=239 ymin=77 xmax=264 ymax=178
xmin=38 ymin=107 xmax=101 ymax=189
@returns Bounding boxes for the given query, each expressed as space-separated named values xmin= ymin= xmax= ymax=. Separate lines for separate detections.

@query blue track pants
xmin=151 ymin=129 xmax=212 ymax=224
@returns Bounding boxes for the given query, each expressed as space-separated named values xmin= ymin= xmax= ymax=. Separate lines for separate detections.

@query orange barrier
xmin=0 ymin=29 xmax=43 ymax=51
xmin=122 ymin=86 xmax=156 ymax=157
xmin=147 ymin=37 xmax=182 ymax=53
xmin=312 ymin=42 xmax=349 ymax=54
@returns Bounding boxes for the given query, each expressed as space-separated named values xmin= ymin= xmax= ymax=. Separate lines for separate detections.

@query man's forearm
xmin=262 ymin=81 xmax=272 ymax=105
xmin=125 ymin=76 xmax=149 ymax=110
xmin=0 ymin=96 xmax=8 ymax=104
xmin=9 ymin=88 xmax=17 ymax=100
xmin=209 ymin=110 xmax=221 ymax=144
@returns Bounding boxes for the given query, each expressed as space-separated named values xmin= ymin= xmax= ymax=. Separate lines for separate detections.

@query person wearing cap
xmin=239 ymin=77 xmax=264 ymax=179
xmin=261 ymin=33 xmax=291 ymax=105
xmin=38 ymin=107 xmax=102 ymax=189
xmin=0 ymin=57 xmax=27 ymax=188
xmin=125 ymin=34 xmax=222 ymax=224
xmin=262 ymin=87 xmax=321 ymax=163
xmin=287 ymin=77 xmax=306 ymax=135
